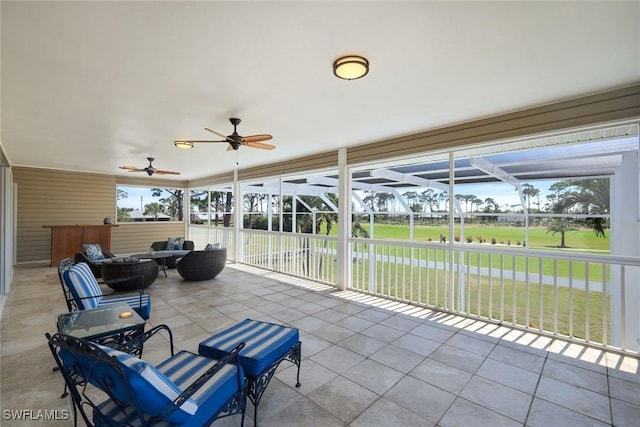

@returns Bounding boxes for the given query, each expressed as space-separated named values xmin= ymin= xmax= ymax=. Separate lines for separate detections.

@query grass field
xmin=360 ymin=223 xmax=610 ymax=252
xmin=242 ymin=223 xmax=614 ymax=344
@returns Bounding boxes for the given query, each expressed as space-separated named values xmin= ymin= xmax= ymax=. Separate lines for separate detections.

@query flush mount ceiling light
xmin=174 ymin=140 xmax=194 ymax=149
xmin=333 ymin=55 xmax=369 ymax=80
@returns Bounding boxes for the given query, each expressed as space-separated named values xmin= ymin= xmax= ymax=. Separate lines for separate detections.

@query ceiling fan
xmin=119 ymin=157 xmax=180 ymax=176
xmin=174 ymin=117 xmax=275 ymax=151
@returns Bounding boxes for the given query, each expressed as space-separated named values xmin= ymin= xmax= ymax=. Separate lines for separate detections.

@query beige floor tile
xmin=3 ymin=263 xmax=638 ymax=426
xmin=350 ymin=397 xmax=434 ymax=427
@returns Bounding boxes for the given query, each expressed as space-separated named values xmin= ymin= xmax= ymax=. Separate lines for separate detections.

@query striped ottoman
xmin=198 ymin=319 xmax=301 ymax=426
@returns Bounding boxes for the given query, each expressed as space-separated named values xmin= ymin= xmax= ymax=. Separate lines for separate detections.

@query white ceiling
xmin=2 ymin=1 xmax=639 ymax=181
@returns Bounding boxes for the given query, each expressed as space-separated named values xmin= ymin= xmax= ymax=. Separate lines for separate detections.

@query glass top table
xmin=131 ymin=250 xmax=191 ymax=277
xmin=57 ymin=303 xmax=146 ymax=355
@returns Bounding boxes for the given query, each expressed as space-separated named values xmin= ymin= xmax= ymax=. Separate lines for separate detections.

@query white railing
xmin=350 ymin=237 xmax=640 ymax=352
xmin=240 ymin=229 xmax=338 ymax=285
xmin=189 ymin=225 xmax=235 ymax=255
xmin=238 ymin=229 xmax=640 ymax=353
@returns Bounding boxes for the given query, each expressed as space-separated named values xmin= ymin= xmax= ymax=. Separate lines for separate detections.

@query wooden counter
xmin=43 ymin=224 xmax=118 ymax=267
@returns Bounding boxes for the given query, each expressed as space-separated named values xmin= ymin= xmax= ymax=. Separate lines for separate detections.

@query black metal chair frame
xmin=246 ymin=341 xmax=302 ymax=427
xmin=47 ymin=332 xmax=246 ymax=427
xmin=57 ymin=258 xmax=147 ymax=313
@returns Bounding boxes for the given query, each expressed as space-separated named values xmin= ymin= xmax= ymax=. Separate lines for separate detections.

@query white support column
xmin=267 ymin=192 xmax=273 ymax=270
xmin=184 ymin=189 xmax=192 ymax=240
xmin=233 ymin=170 xmax=242 ymax=263
xmin=449 ymin=152 xmax=462 ymax=311
xmin=0 ymin=167 xmax=14 ymax=295
xmin=611 ymin=147 xmax=640 ymax=351
xmin=337 ymin=148 xmax=351 ymax=291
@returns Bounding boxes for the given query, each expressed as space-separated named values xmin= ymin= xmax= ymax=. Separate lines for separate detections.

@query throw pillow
xmin=167 ymin=237 xmax=185 ymax=250
xmin=95 ymin=344 xmax=198 ymax=423
xmin=82 ymin=243 xmax=104 ymax=261
xmin=204 ymin=243 xmax=220 ymax=251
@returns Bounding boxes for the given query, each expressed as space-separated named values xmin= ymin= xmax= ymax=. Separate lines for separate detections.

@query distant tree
xmin=151 ymin=188 xmax=184 ymax=221
xmin=403 ymin=191 xmax=419 ymax=209
xmin=190 ymin=190 xmax=207 ymax=211
xmin=117 ymin=188 xmax=128 ymax=200
xmin=546 ymin=217 xmax=577 ymax=248
xmin=363 ymin=192 xmax=377 ymax=211
xmin=437 ymin=191 xmax=449 ymax=211
xmin=223 ymin=191 xmax=233 ymax=227
xmin=375 ymin=192 xmax=395 ymax=212
xmin=117 ymin=207 xmax=133 ymax=222
xmin=144 ymin=202 xmax=164 ymax=221
xmin=522 ymin=183 xmax=540 ymax=212
xmin=551 ymin=179 xmax=609 ymax=237
xmin=472 ymin=197 xmax=483 ymax=212
xmin=483 ymin=197 xmax=498 ymax=212
xmin=420 ymin=189 xmax=436 ymax=212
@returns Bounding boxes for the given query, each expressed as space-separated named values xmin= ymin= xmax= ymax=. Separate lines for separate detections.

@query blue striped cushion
xmin=95 ymin=351 xmax=244 ymax=427
xmin=63 ymin=263 xmax=103 ymax=309
xmin=100 ymin=294 xmax=151 ymax=320
xmin=199 ymin=319 xmax=299 ymax=377
xmin=97 ymin=345 xmax=198 ymax=424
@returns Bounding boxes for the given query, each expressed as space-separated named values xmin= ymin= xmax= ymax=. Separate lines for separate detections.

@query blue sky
xmin=118 ymin=187 xmax=163 ymax=210
xmin=118 ymin=179 xmax=557 ymax=213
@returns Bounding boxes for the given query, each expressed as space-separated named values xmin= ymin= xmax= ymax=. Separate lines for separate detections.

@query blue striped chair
xmin=47 ymin=332 xmax=247 ymax=426
xmin=198 ymin=319 xmax=301 ymax=426
xmin=59 ymin=260 xmax=152 ymax=320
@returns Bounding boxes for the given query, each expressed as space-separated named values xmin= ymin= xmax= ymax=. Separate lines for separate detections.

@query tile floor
xmin=2 ymin=262 xmax=640 ymax=426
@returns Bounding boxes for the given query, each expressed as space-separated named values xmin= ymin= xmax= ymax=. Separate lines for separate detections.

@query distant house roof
xmin=127 ymin=209 xmax=172 ymax=222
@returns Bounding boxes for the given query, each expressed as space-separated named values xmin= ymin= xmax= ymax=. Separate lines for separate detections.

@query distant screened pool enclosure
xmin=188 ymin=122 xmax=640 ymax=354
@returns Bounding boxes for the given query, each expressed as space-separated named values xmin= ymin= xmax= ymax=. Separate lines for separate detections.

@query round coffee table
xmin=131 ymin=250 xmax=191 ymax=277
xmin=101 ymin=260 xmax=159 ymax=292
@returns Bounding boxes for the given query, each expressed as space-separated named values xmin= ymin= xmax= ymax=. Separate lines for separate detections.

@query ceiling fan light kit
xmin=175 ymin=117 xmax=275 ymax=152
xmin=174 ymin=140 xmax=194 ymax=149
xmin=333 ymin=55 xmax=369 ymax=80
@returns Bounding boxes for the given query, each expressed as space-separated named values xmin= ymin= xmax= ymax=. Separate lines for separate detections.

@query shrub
xmin=491 ymin=237 xmax=497 ymax=245
xmin=466 ymin=236 xmax=473 ymax=243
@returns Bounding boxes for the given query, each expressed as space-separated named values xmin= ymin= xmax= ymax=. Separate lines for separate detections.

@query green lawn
xmin=244 ymin=225 xmax=613 ymax=344
xmin=351 ymin=258 xmax=608 ymax=343
xmin=361 ymin=223 xmax=610 ymax=252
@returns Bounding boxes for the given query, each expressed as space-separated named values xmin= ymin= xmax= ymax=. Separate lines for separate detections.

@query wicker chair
xmin=101 ymin=260 xmax=159 ymax=292
xmin=150 ymin=239 xmax=195 ymax=268
xmin=177 ymin=248 xmax=227 ymax=281
xmin=74 ymin=248 xmax=116 ymax=278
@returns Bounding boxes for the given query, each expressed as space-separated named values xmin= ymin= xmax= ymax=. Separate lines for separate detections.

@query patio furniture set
xmin=52 ymin=254 xmax=302 ymax=426
xmin=74 ymin=239 xmax=227 ymax=288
